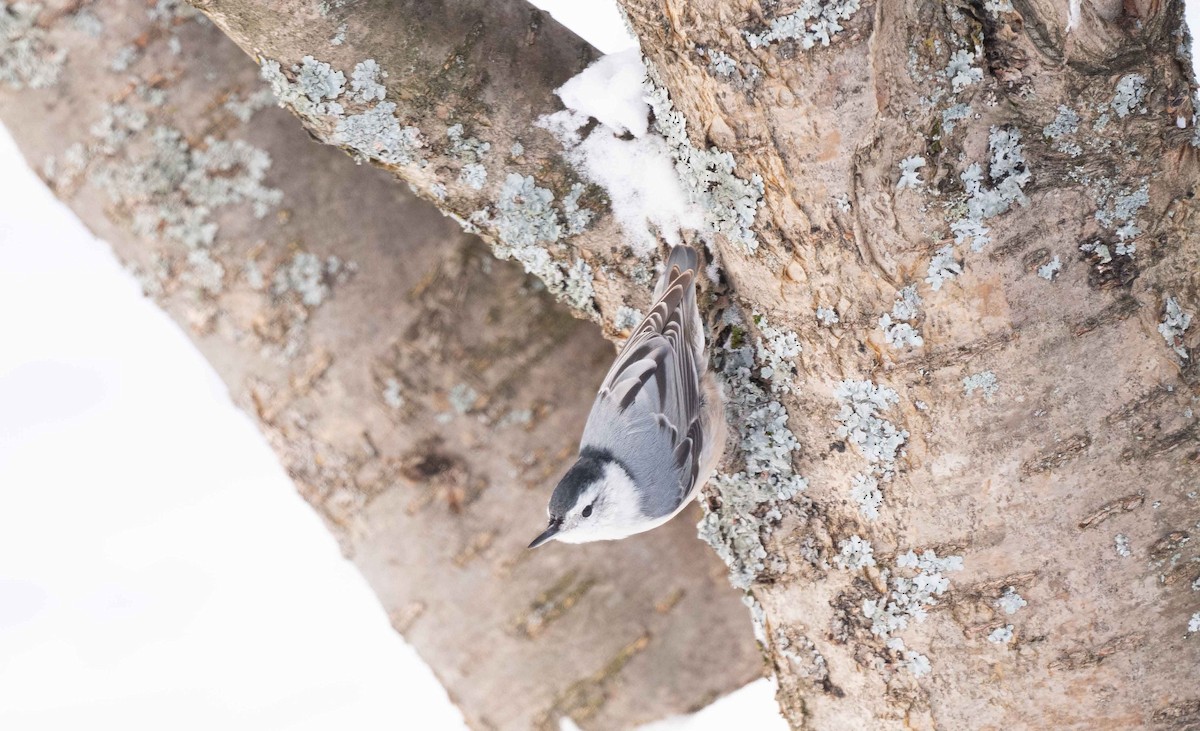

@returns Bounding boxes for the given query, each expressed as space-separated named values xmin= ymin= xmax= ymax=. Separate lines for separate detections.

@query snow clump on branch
xmin=541 ymin=50 xmax=765 ymax=255
xmin=538 ymin=50 xmax=703 ymax=258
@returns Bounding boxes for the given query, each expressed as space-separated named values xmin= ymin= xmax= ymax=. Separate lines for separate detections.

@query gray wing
xmin=581 ymin=256 xmax=705 ymax=518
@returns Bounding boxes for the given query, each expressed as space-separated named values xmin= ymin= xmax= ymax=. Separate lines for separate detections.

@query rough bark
xmin=187 ymin=0 xmax=657 ymax=334
xmin=181 ymin=0 xmax=1200 ymax=727
xmin=0 ymin=2 xmax=763 ymax=729
xmin=613 ymin=0 xmax=1200 ymax=727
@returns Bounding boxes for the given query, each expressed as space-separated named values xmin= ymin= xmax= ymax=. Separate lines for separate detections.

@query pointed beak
xmin=527 ymin=519 xmax=562 ymax=549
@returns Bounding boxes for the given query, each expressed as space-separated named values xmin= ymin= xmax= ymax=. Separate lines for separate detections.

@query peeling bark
xmin=0 ymin=2 xmax=761 ymax=729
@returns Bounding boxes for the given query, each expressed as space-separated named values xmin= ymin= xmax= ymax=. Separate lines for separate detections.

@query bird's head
xmin=528 ymin=449 xmax=644 ymax=547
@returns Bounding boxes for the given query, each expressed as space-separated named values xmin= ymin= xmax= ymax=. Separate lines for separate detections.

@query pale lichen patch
xmin=644 ymin=66 xmax=764 ymax=254
xmin=744 ymin=0 xmax=862 ymax=50
xmin=944 ymin=49 xmax=982 ymax=92
xmin=850 ymin=474 xmax=882 ymax=520
xmin=71 ymin=9 xmax=104 ymax=36
xmin=941 ymin=103 xmax=972 ymax=134
xmin=1159 ymin=296 xmax=1193 ymax=360
xmin=1 ymin=2 xmax=66 ymax=89
xmin=90 ymin=125 xmax=282 ymax=251
xmin=879 ymin=285 xmax=924 ymax=349
xmin=459 ymin=163 xmax=487 ymax=190
xmin=612 ymin=306 xmax=642 ymax=332
xmin=259 ymin=56 xmax=426 ymax=167
xmin=1043 ymin=105 xmax=1082 ymax=157
xmin=272 ymin=252 xmax=350 ymax=307
xmin=816 ymin=306 xmax=839 ymax=325
xmin=836 ymin=534 xmax=876 ymax=569
xmin=1038 ymin=256 xmax=1062 ymax=281
xmin=296 ymin=55 xmax=345 ymax=109
xmin=863 ymin=549 xmax=964 ymax=640
xmin=1110 ymin=74 xmax=1147 ymax=118
xmin=333 ymin=103 xmax=424 ymax=166
xmin=446 ymin=122 xmax=491 ymax=162
xmin=224 ymin=88 xmax=277 ymax=123
xmin=560 ymin=183 xmax=593 ymax=236
xmin=754 ymin=315 xmax=802 ymax=394
xmin=896 ymin=155 xmax=926 ymax=190
xmin=329 ymin=22 xmax=346 ymax=46
xmin=349 ymin=59 xmax=386 ymax=102
xmin=997 ymin=586 xmax=1027 ymax=615
xmin=448 ymin=383 xmax=479 ymax=415
xmin=834 ymin=379 xmax=908 ymax=472
xmin=484 ymin=173 xmax=596 ymax=313
xmin=950 ymin=126 xmax=1032 ymax=252
xmin=1115 ymin=533 xmax=1132 ymax=558
xmin=109 ymin=44 xmax=140 ymax=73
xmin=963 ymin=371 xmax=999 ymax=401
xmin=382 ymin=378 xmax=405 ymax=409
xmin=1092 ymin=179 xmax=1149 ymax=245
xmin=699 ymin=308 xmax=808 ymax=589
xmin=183 ymin=249 xmax=225 ymax=295
xmin=988 ymin=625 xmax=1015 ymax=644
xmin=904 ymin=650 xmax=932 ymax=676
xmin=925 ymin=245 xmax=963 ymax=291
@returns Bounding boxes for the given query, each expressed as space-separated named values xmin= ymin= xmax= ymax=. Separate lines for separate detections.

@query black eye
xmin=582 ymin=504 xmax=593 ymax=518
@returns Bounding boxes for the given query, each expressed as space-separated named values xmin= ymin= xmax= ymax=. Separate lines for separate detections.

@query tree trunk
xmin=8 ymin=0 xmax=1200 ymax=727
xmin=0 ymin=2 xmax=762 ymax=729
xmin=614 ymin=0 xmax=1200 ymax=727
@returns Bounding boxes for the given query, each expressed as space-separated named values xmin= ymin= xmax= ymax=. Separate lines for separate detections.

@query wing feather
xmin=581 ymin=247 xmax=708 ymax=517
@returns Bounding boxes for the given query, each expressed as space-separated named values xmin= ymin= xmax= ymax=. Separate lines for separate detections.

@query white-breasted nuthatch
xmin=528 ymin=244 xmax=726 ymax=548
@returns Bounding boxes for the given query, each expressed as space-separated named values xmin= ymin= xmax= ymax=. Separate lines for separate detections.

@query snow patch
xmin=540 ymin=50 xmax=703 ymax=258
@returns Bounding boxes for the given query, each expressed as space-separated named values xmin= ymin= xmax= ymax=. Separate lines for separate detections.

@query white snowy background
xmin=2 ymin=1 xmax=1197 ymax=729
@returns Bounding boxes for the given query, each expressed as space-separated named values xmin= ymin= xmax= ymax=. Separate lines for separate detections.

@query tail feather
xmin=653 ymin=245 xmax=699 ymax=301
xmin=651 ymin=244 xmax=705 ymax=367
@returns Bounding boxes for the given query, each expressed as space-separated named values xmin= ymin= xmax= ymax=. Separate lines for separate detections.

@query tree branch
xmin=190 ymin=0 xmax=662 ymax=332
xmin=0 ymin=1 xmax=762 ymax=728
